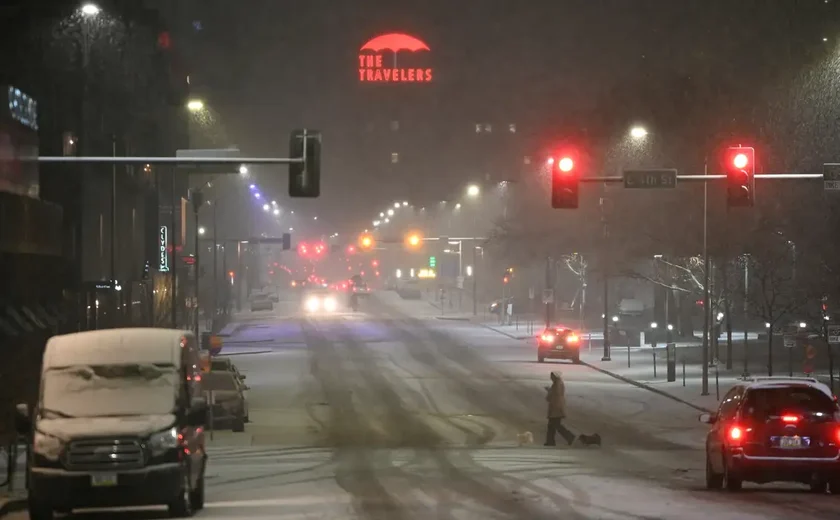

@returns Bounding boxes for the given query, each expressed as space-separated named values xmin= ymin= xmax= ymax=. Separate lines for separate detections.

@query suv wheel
xmin=723 ymin=460 xmax=742 ymax=491
xmin=537 ymin=355 xmax=545 ymax=363
xmin=705 ymin=454 xmax=723 ymax=490
xmin=167 ymin=472 xmax=194 ymax=517
xmin=28 ymin=498 xmax=54 ymax=520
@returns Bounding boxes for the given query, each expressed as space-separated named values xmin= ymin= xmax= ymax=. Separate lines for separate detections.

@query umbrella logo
xmin=358 ymin=32 xmax=433 ymax=83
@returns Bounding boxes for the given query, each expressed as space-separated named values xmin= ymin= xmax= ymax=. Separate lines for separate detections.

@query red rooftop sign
xmin=358 ymin=32 xmax=433 ymax=83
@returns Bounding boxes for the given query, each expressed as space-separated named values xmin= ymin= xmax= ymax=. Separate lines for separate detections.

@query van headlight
xmin=305 ymin=296 xmax=320 ymax=312
xmin=148 ymin=427 xmax=179 ymax=456
xmin=33 ymin=431 xmax=65 ymax=461
xmin=323 ymin=297 xmax=337 ymax=312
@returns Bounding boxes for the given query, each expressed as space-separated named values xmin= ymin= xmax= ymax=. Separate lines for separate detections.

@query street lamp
xmin=262 ymin=203 xmax=270 ymax=211
xmin=394 ymin=202 xmax=400 ymax=208
xmin=187 ymin=99 xmax=205 ymax=112
xmin=273 ymin=208 xmax=280 ymax=216
xmin=198 ymin=226 xmax=206 ymax=236
xmin=239 ymin=165 xmax=248 ymax=175
xmin=387 ymin=209 xmax=394 ymax=216
xmin=467 ymin=184 xmax=480 ymax=197
xmin=402 ymin=201 xmax=409 ymax=206
xmin=630 ymin=126 xmax=648 ymax=139
xmin=80 ymin=3 xmax=101 ymax=16
xmin=454 ymin=203 xmax=462 ymax=209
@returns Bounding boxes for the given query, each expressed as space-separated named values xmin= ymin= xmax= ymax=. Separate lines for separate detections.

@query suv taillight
xmin=728 ymin=425 xmax=744 ymax=444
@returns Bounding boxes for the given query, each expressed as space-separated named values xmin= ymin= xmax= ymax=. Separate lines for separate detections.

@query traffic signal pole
xmin=545 ymin=256 xmax=552 ymax=329
xmin=701 ymin=159 xmax=710 ymax=396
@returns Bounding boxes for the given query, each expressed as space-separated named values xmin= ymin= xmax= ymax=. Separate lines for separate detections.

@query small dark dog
xmin=577 ymin=433 xmax=602 ymax=447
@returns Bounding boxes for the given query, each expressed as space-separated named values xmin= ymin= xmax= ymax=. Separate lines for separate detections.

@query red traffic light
xmin=298 ymin=242 xmax=309 ymax=256
xmin=346 ymin=245 xmax=356 ymax=254
xmin=558 ymin=157 xmax=574 ymax=173
xmin=733 ymin=153 xmax=749 ymax=169
xmin=724 ymin=146 xmax=755 ymax=207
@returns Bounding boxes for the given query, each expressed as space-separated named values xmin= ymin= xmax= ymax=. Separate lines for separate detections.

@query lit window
xmin=523 ymin=156 xmax=531 ymax=165
xmin=475 ymin=124 xmax=482 ymax=133
xmin=509 ymin=124 xmax=516 ymax=133
xmin=391 ymin=152 xmax=399 ymax=163
xmin=484 ymin=124 xmax=492 ymax=133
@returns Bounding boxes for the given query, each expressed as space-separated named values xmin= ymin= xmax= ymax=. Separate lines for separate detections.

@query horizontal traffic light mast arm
xmin=373 ymin=236 xmax=488 ymax=243
xmin=33 ymin=156 xmax=304 ymax=165
xmin=579 ymin=173 xmax=821 ymax=183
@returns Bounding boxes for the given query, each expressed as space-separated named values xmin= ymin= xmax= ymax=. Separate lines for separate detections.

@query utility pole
xmin=170 ymin=172 xmax=178 ymax=329
xmin=544 ymin=256 xmax=552 ymax=329
xmin=701 ymin=158 xmax=710 ymax=396
xmin=212 ymin=201 xmax=218 ymax=331
xmin=742 ymin=255 xmax=750 ymax=377
xmin=191 ymin=189 xmax=205 ymax=338
xmin=472 ymin=243 xmax=477 ymax=316
xmin=601 ymin=196 xmax=611 ymax=361
xmin=110 ymin=136 xmax=117 ymax=319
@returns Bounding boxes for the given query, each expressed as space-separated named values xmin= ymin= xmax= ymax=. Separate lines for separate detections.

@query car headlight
xmin=305 ymin=296 xmax=320 ymax=312
xmin=323 ymin=297 xmax=337 ymax=312
xmin=148 ymin=427 xmax=179 ymax=456
xmin=33 ymin=431 xmax=65 ymax=461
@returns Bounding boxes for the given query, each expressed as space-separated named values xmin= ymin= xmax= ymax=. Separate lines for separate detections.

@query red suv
xmin=701 ymin=376 xmax=840 ymax=492
xmin=537 ymin=327 xmax=581 ymax=364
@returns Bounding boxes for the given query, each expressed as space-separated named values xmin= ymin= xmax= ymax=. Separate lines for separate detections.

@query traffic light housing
xmin=551 ymin=154 xmax=579 ymax=209
xmin=724 ymin=146 xmax=755 ymax=207
xmin=288 ymin=129 xmax=321 ymax=198
xmin=282 ymin=232 xmax=291 ymax=250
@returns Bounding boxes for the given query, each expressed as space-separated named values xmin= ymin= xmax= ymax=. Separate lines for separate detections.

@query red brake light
xmin=781 ymin=415 xmax=799 ymax=423
xmin=541 ymin=334 xmax=555 ymax=343
xmin=567 ymin=334 xmax=579 ymax=343
xmin=728 ymin=426 xmax=743 ymax=442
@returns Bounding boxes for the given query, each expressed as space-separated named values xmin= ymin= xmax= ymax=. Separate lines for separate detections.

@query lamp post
xmin=191 ymin=189 xmax=205 ymax=338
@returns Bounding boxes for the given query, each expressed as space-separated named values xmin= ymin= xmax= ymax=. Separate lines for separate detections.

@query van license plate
xmin=780 ymin=436 xmax=802 ymax=449
xmin=91 ymin=473 xmax=117 ymax=487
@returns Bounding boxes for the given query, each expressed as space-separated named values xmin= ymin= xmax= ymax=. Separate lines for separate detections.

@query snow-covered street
xmin=6 ymin=292 xmax=840 ymax=519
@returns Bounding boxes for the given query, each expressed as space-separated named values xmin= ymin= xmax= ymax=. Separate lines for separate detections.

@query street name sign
xmin=823 ymin=164 xmax=840 ymax=191
xmin=623 ymin=169 xmax=677 ymax=189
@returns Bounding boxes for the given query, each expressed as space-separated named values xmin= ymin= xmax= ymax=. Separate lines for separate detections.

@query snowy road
xmin=7 ymin=292 xmax=840 ymax=519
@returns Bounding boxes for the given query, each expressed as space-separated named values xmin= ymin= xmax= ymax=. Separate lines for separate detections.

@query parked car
xmin=250 ymin=294 xmax=273 ymax=312
xmin=201 ymin=371 xmax=249 ymax=432
xmin=211 ymin=357 xmax=246 ymax=382
xmin=16 ymin=328 xmax=208 ymax=518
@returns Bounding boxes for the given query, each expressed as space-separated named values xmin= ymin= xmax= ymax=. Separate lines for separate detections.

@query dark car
xmin=701 ymin=376 xmax=840 ymax=492
xmin=536 ymin=327 xmax=581 ymax=363
xmin=201 ymin=371 xmax=249 ymax=432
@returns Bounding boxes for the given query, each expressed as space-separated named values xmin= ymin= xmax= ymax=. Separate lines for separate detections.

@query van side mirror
xmin=699 ymin=412 xmax=717 ymax=424
xmin=14 ymin=403 xmax=31 ymax=434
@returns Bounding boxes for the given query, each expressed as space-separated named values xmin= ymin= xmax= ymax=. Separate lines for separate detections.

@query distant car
xmin=701 ymin=376 xmax=840 ymax=493
xmin=303 ymin=289 xmax=339 ymax=313
xmin=267 ymin=292 xmax=279 ymax=303
xmin=250 ymin=294 xmax=273 ymax=312
xmin=201 ymin=371 xmax=249 ymax=432
xmin=537 ymin=327 xmax=581 ymax=363
xmin=211 ymin=357 xmax=246 ymax=382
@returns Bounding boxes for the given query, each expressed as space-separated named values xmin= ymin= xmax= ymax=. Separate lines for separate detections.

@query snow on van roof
xmin=44 ymin=328 xmax=190 ymax=369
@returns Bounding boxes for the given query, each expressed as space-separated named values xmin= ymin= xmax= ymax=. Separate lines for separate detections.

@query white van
xmin=15 ymin=328 xmax=209 ymax=519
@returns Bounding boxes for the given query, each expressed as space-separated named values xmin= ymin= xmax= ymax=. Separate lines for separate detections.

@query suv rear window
xmin=742 ymin=386 xmax=836 ymax=420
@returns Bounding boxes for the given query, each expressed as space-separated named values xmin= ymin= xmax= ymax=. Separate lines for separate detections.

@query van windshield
xmin=42 ymin=363 xmax=179 ymax=418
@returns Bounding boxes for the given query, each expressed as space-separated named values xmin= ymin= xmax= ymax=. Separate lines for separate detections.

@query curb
xmin=581 ymin=361 xmax=714 ymax=413
xmin=0 ymin=495 xmax=27 ymax=518
xmin=215 ymin=350 xmax=273 ymax=357
xmin=435 ymin=316 xmax=471 ymax=322
xmin=222 ymin=338 xmax=276 ymax=344
xmin=476 ymin=322 xmax=534 ymax=341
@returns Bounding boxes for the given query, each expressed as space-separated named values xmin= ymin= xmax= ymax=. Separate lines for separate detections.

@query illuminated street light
xmin=262 ymin=204 xmax=270 ymax=211
xmin=289 ymin=227 xmax=293 ymax=232
xmin=394 ymin=202 xmax=400 ymax=208
xmin=254 ymin=192 xmax=261 ymax=199
xmin=454 ymin=203 xmax=462 ymax=209
xmin=198 ymin=226 xmax=206 ymax=235
xmin=249 ymin=184 xmax=256 ymax=189
xmin=384 ymin=218 xmax=390 ymax=223
xmin=373 ymin=220 xmax=381 ymax=227
xmin=387 ymin=209 xmax=394 ymax=216
xmin=402 ymin=201 xmax=409 ymax=206
xmin=273 ymin=208 xmax=280 ymax=216
xmin=238 ymin=165 xmax=248 ymax=175
xmin=313 ymin=216 xmax=318 ymax=220
xmin=271 ymin=200 xmax=277 ymax=205
xmin=379 ymin=212 xmax=385 ymax=217
xmin=630 ymin=126 xmax=648 ymax=139
xmin=466 ymin=184 xmax=480 ymax=197
xmin=186 ymin=99 xmax=205 ymax=112
xmin=81 ymin=3 xmax=101 ymax=16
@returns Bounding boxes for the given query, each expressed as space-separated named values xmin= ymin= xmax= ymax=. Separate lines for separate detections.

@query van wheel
xmin=572 ymin=355 xmax=581 ymax=364
xmin=537 ymin=355 xmax=545 ymax=363
xmin=167 ymin=473 xmax=194 ymax=517
xmin=28 ymin=498 xmax=54 ymax=520
xmin=189 ymin=474 xmax=205 ymax=510
xmin=232 ymin=414 xmax=246 ymax=432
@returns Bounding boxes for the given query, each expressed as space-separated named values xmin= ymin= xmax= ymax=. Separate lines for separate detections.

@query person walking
xmin=545 ymin=371 xmax=576 ymax=446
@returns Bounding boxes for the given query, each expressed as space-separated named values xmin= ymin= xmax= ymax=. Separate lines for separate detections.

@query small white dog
xmin=517 ymin=431 xmax=534 ymax=446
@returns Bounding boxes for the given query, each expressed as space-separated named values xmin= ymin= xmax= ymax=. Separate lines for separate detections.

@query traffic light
xmin=429 ymin=256 xmax=436 ymax=268
xmin=298 ymin=242 xmax=309 ymax=257
xmin=288 ymin=129 xmax=321 ymax=198
xmin=346 ymin=245 xmax=356 ymax=255
xmin=405 ymin=232 xmax=423 ymax=249
xmin=503 ymin=267 xmax=513 ymax=284
xmin=358 ymin=234 xmax=375 ymax=250
xmin=551 ymin=154 xmax=579 ymax=209
xmin=724 ymin=146 xmax=755 ymax=207
xmin=282 ymin=232 xmax=291 ymax=250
